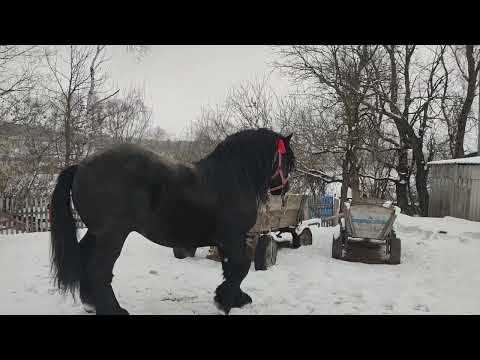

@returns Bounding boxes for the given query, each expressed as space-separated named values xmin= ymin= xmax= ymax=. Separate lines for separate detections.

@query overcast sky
xmin=104 ymin=45 xmax=293 ymax=139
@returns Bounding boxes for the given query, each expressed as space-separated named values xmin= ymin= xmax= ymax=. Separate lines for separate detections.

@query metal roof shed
xmin=428 ymin=156 xmax=480 ymax=222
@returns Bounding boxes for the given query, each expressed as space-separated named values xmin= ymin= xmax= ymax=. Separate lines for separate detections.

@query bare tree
xmin=101 ymin=87 xmax=152 ymax=145
xmin=43 ymin=45 xmax=118 ymax=167
xmin=0 ymin=46 xmax=53 ymax=198
xmin=0 ymin=96 xmax=55 ymax=198
xmin=440 ymin=45 xmax=480 ymax=157
xmin=0 ymin=46 xmax=38 ymax=99
xmin=275 ymin=45 xmax=379 ymax=206
xmin=373 ymin=45 xmax=447 ymax=216
xmin=227 ymin=77 xmax=276 ymax=129
xmin=0 ymin=45 xmax=156 ymax=199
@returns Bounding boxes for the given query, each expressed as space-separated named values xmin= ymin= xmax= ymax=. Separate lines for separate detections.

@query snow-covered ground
xmin=1 ymin=214 xmax=479 ymax=315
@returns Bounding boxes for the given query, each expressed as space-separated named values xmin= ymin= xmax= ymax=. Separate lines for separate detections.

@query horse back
xmin=71 ymin=143 xmax=219 ymax=246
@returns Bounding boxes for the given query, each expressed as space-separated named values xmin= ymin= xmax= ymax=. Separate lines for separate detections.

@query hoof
xmin=96 ymin=307 xmax=130 ymax=315
xmin=117 ymin=308 xmax=130 ymax=315
xmin=214 ymin=283 xmax=233 ymax=315
xmin=214 ymin=284 xmax=252 ymax=314
xmin=82 ymin=303 xmax=96 ymax=314
xmin=214 ymin=295 xmax=231 ymax=315
xmin=233 ymin=290 xmax=252 ymax=308
xmin=214 ymin=296 xmax=231 ymax=315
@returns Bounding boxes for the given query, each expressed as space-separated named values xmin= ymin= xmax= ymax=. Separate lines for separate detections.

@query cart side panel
xmin=270 ymin=194 xmax=305 ymax=229
xmin=348 ymin=204 xmax=395 ymax=239
xmin=250 ymin=202 xmax=271 ymax=233
xmin=249 ymin=194 xmax=305 ymax=233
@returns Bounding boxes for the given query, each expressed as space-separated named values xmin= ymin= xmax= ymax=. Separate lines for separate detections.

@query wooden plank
xmin=30 ymin=197 xmax=34 ymax=232
xmin=31 ymin=197 xmax=35 ymax=232
xmin=25 ymin=197 xmax=30 ymax=232
xmin=11 ymin=198 xmax=15 ymax=234
xmin=40 ymin=198 xmax=45 ymax=231
xmin=27 ymin=197 xmax=31 ymax=232
xmin=38 ymin=197 xmax=42 ymax=231
xmin=46 ymin=199 xmax=51 ymax=231
xmin=37 ymin=197 xmax=40 ymax=231
xmin=44 ymin=198 xmax=48 ymax=231
xmin=22 ymin=199 xmax=27 ymax=233
xmin=38 ymin=197 xmax=42 ymax=232
xmin=321 ymin=213 xmax=343 ymax=227
xmin=34 ymin=197 xmax=39 ymax=232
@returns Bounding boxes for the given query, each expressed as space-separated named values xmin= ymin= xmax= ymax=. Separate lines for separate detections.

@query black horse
xmin=49 ymin=128 xmax=295 ymax=315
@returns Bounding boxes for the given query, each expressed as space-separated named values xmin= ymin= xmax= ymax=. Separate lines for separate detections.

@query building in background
xmin=428 ymin=155 xmax=480 ymax=222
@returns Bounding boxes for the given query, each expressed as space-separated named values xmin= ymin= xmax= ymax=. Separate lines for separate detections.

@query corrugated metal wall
xmin=429 ymin=164 xmax=480 ymax=222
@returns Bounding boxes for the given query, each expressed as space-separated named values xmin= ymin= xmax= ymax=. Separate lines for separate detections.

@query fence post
xmin=34 ymin=197 xmax=39 ymax=233
xmin=25 ymin=197 xmax=30 ymax=232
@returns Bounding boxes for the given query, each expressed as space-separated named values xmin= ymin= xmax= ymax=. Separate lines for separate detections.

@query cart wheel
xmin=271 ymin=238 xmax=278 ymax=265
xmin=173 ymin=247 xmax=197 ymax=259
xmin=387 ymin=231 xmax=401 ymax=265
xmin=332 ymin=234 xmax=343 ymax=259
xmin=291 ymin=231 xmax=302 ymax=249
xmin=254 ymin=235 xmax=277 ymax=271
xmin=299 ymin=228 xmax=313 ymax=246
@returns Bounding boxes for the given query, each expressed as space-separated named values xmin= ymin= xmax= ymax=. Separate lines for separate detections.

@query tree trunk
xmin=350 ymin=163 xmax=361 ymax=201
xmin=64 ymin=100 xmax=72 ymax=167
xmin=412 ymin=139 xmax=429 ymax=216
xmin=340 ymin=156 xmax=349 ymax=209
xmin=454 ymin=45 xmax=478 ymax=158
xmin=395 ymin=145 xmax=410 ymax=214
xmin=415 ymin=167 xmax=429 ymax=216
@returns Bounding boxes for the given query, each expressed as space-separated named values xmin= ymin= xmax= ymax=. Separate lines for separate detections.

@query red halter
xmin=269 ymin=139 xmax=289 ymax=193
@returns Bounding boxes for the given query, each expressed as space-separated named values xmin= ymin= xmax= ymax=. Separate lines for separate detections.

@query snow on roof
xmin=428 ymin=156 xmax=480 ymax=166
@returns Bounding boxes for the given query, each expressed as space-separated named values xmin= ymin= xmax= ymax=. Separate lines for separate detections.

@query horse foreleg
xmin=214 ymin=240 xmax=252 ymax=315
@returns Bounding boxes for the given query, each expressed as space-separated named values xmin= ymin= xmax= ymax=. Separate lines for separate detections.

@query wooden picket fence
xmin=0 ymin=193 xmax=341 ymax=235
xmin=0 ymin=196 xmax=85 ymax=235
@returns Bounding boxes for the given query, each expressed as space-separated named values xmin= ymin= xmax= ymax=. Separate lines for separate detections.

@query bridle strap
xmin=269 ymin=151 xmax=289 ymax=192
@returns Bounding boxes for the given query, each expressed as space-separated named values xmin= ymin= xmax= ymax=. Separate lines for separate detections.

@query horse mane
xmin=195 ymin=128 xmax=280 ymax=204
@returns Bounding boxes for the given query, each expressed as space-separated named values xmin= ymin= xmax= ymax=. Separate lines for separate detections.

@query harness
xmin=269 ymin=139 xmax=289 ymax=193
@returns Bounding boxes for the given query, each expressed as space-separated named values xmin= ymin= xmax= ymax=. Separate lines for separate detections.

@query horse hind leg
xmin=86 ymin=230 xmax=129 ymax=315
xmin=79 ymin=230 xmax=97 ymax=313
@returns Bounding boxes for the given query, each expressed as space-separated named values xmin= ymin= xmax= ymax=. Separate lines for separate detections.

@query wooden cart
xmin=332 ymin=199 xmax=401 ymax=264
xmin=173 ymin=194 xmax=314 ymax=271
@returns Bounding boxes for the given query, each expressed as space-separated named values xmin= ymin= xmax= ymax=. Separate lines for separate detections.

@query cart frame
xmin=332 ymin=199 xmax=401 ymax=264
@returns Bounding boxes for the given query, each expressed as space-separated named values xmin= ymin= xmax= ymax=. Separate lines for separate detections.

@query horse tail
xmin=50 ymin=164 xmax=81 ymax=296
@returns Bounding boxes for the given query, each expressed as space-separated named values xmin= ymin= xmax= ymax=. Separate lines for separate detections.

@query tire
xmin=387 ymin=232 xmax=401 ymax=265
xmin=299 ymin=228 xmax=313 ymax=246
xmin=254 ymin=235 xmax=277 ymax=271
xmin=340 ymin=229 xmax=347 ymax=245
xmin=173 ymin=247 xmax=197 ymax=259
xmin=291 ymin=232 xmax=302 ymax=249
xmin=271 ymin=239 xmax=278 ymax=266
xmin=332 ymin=234 xmax=343 ymax=259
